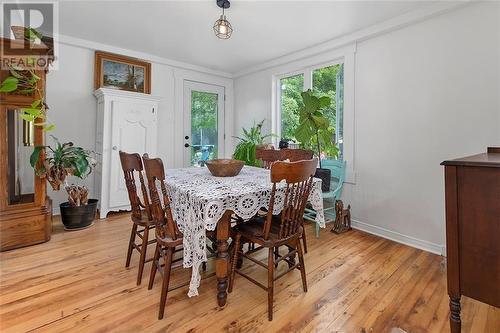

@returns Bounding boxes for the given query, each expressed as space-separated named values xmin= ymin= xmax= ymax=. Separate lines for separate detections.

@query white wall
xmin=233 ymin=2 xmax=500 ymax=254
xmin=46 ymin=41 xmax=233 ymax=211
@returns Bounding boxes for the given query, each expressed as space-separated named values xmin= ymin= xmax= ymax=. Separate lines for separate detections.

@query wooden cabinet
xmin=441 ymin=147 xmax=500 ymax=332
xmin=0 ymin=39 xmax=53 ymax=251
xmin=94 ymin=88 xmax=159 ymax=218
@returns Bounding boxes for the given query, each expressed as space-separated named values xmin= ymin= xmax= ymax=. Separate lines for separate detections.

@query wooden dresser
xmin=441 ymin=147 xmax=500 ymax=332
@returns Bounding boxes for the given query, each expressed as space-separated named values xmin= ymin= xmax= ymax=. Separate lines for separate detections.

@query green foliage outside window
xmin=280 ymin=64 xmax=343 ymax=159
xmin=190 ymin=91 xmax=218 ymax=164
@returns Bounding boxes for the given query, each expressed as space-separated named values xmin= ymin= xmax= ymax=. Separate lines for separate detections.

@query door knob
xmin=184 ymin=143 xmax=190 ymax=148
xmin=112 ymin=146 xmax=118 ymax=151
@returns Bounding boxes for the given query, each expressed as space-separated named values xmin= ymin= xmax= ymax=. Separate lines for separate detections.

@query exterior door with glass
xmin=183 ymin=81 xmax=225 ymax=167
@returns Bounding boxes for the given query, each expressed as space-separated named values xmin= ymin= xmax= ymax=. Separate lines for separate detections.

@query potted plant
xmin=295 ymin=89 xmax=339 ymax=192
xmin=0 ymin=28 xmax=54 ymax=131
xmin=233 ymin=120 xmax=275 ymax=167
xmin=30 ymin=136 xmax=98 ymax=230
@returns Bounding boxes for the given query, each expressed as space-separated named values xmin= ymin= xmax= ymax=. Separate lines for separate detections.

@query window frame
xmin=272 ymin=44 xmax=356 ymax=183
xmin=276 ymin=59 xmax=344 ymax=151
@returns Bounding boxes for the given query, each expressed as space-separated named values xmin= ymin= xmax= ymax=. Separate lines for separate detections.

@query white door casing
xmin=183 ymin=80 xmax=225 ymax=167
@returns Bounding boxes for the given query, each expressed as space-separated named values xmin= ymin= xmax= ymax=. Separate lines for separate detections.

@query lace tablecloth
xmin=164 ymin=166 xmax=325 ymax=297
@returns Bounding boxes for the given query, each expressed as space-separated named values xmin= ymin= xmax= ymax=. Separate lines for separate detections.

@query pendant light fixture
xmin=213 ymin=0 xmax=233 ymax=39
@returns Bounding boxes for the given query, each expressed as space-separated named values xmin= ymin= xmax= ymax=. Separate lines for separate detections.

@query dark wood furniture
xmin=256 ymin=148 xmax=314 ymax=169
xmin=119 ymin=151 xmax=156 ymax=285
xmin=228 ymin=159 xmax=317 ymax=320
xmin=255 ymin=148 xmax=314 ymax=253
xmin=280 ymin=148 xmax=313 ymax=162
xmin=143 ymin=155 xmax=184 ymax=319
xmin=441 ymin=147 xmax=500 ymax=333
xmin=142 ymin=155 xmax=216 ymax=318
xmin=0 ymin=38 xmax=53 ymax=251
xmin=256 ymin=148 xmax=281 ymax=169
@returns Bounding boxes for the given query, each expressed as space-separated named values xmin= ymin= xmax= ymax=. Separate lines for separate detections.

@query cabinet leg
xmin=449 ymin=296 xmax=461 ymax=333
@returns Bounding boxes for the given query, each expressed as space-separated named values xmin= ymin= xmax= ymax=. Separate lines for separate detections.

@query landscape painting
xmin=94 ymin=51 xmax=151 ymax=94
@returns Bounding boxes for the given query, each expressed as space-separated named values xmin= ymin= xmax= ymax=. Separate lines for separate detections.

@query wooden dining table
xmin=164 ymin=166 xmax=325 ymax=307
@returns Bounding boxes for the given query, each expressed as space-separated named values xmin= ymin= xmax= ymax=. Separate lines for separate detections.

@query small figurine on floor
xmin=331 ymin=200 xmax=351 ymax=234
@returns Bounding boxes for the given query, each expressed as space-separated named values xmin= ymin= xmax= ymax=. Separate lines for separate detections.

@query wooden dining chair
xmin=256 ymin=148 xmax=281 ymax=169
xmin=228 ymin=158 xmax=317 ymax=321
xmin=280 ymin=148 xmax=314 ymax=162
xmin=142 ymin=154 xmax=215 ymax=319
xmin=142 ymin=154 xmax=185 ymax=320
xmin=280 ymin=148 xmax=314 ymax=253
xmin=119 ymin=151 xmax=156 ymax=285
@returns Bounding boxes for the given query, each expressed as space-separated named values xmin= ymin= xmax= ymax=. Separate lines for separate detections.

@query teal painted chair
xmin=304 ymin=159 xmax=347 ymax=237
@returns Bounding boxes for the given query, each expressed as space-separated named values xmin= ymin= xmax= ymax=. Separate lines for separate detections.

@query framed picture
xmin=94 ymin=51 xmax=151 ymax=94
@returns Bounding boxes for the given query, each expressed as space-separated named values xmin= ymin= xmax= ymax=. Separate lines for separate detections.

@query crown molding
xmin=233 ymin=1 xmax=472 ymax=78
xmin=93 ymin=88 xmax=162 ymax=101
xmin=58 ymin=34 xmax=234 ymax=79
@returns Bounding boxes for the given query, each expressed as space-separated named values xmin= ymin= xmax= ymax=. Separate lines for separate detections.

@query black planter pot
xmin=278 ymin=139 xmax=289 ymax=149
xmin=60 ymin=199 xmax=98 ymax=231
xmin=315 ymin=168 xmax=331 ymax=192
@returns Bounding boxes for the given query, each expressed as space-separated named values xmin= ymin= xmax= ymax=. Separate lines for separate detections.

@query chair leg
xmin=274 ymin=247 xmax=279 ymax=268
xmin=297 ymin=239 xmax=308 ymax=293
xmin=301 ymin=228 xmax=308 ymax=254
xmin=158 ymin=246 xmax=173 ymax=320
xmin=236 ymin=237 xmax=244 ymax=269
xmin=148 ymin=243 xmax=160 ymax=290
xmin=315 ymin=222 xmax=320 ymax=238
xmin=228 ymin=233 xmax=241 ymax=293
xmin=125 ymin=223 xmax=138 ymax=268
xmin=267 ymin=247 xmax=274 ymax=321
xmin=136 ymin=226 xmax=149 ymax=285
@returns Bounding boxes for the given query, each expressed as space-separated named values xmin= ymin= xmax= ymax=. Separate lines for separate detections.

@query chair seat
xmin=131 ymin=209 xmax=154 ymax=226
xmin=233 ymin=215 xmax=302 ymax=246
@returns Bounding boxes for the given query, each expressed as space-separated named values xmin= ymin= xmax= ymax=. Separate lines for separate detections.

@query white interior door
xmin=109 ymin=100 xmax=157 ymax=208
xmin=183 ymin=81 xmax=225 ymax=167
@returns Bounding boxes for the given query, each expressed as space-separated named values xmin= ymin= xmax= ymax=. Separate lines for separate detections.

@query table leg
xmin=216 ymin=211 xmax=232 ymax=307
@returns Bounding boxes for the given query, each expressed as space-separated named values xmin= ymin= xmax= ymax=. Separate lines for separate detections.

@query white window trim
xmin=272 ymin=44 xmax=356 ymax=184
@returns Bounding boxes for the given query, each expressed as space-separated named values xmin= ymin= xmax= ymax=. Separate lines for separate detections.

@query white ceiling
xmin=59 ymin=1 xmax=436 ymax=74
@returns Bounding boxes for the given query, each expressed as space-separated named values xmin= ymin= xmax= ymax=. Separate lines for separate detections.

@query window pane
xmin=191 ymin=91 xmax=218 ymax=167
xmin=280 ymin=74 xmax=304 ymax=141
xmin=312 ymin=63 xmax=344 ymax=159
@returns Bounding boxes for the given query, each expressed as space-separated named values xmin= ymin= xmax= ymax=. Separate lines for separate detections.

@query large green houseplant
xmin=30 ymin=136 xmax=98 ymax=230
xmin=233 ymin=120 xmax=275 ymax=167
xmin=295 ymin=89 xmax=339 ymax=191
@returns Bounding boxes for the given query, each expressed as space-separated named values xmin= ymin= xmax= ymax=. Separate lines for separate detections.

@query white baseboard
xmin=50 ymin=207 xmax=446 ymax=256
xmin=350 ymin=218 xmax=446 ymax=256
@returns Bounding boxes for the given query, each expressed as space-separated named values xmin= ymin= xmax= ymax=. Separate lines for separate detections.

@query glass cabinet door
xmin=7 ymin=109 xmax=35 ymax=205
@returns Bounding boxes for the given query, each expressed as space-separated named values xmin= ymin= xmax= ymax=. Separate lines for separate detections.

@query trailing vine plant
xmin=0 ymin=27 xmax=54 ymax=131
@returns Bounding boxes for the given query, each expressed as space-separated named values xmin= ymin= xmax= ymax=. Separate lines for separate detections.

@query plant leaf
xmin=30 ymin=146 xmax=45 ymax=168
xmin=0 ymin=76 xmax=19 ymax=93
xmin=19 ymin=113 xmax=35 ymax=122
xmin=43 ymin=124 xmax=55 ymax=131
xmin=319 ymin=96 xmax=331 ymax=108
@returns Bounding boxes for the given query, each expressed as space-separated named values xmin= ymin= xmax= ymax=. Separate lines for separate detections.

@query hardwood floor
xmin=0 ymin=213 xmax=498 ymax=333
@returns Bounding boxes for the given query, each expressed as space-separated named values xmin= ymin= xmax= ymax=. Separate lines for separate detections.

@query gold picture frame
xmin=94 ymin=51 xmax=151 ymax=94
